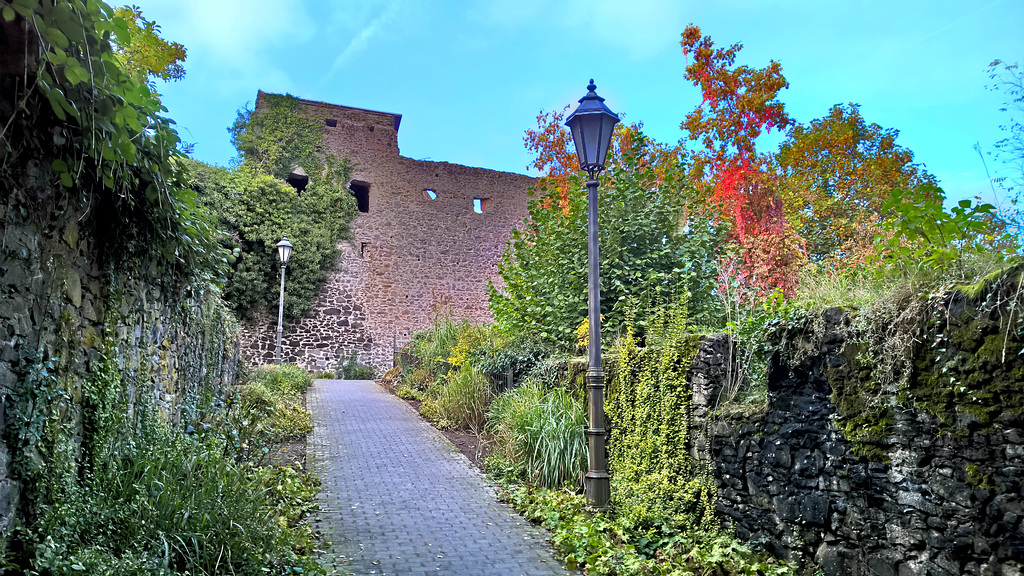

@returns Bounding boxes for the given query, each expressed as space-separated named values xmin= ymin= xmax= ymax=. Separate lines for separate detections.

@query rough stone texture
xmin=239 ymin=92 xmax=534 ymax=374
xmin=0 ymin=194 xmax=240 ymax=540
xmin=692 ymin=312 xmax=1024 ymax=576
xmin=308 ymin=378 xmax=576 ymax=575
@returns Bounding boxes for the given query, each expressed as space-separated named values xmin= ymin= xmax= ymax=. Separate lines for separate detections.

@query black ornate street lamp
xmin=565 ymin=79 xmax=619 ymax=510
xmin=274 ymin=235 xmax=293 ymax=364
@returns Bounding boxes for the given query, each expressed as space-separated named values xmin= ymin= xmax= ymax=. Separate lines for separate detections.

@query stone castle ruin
xmin=239 ymin=91 xmax=534 ymax=373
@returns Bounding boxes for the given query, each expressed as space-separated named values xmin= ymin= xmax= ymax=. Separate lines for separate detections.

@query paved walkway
xmin=308 ymin=379 xmax=575 ymax=576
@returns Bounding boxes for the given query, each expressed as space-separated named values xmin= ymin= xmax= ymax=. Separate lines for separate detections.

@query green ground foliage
xmin=228 ymin=364 xmax=315 ymax=462
xmin=503 ymin=487 xmax=794 ymax=576
xmin=4 ymin=346 xmax=322 ymax=574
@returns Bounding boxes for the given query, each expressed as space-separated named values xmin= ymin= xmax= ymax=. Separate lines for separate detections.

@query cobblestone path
xmin=308 ymin=379 xmax=576 ymax=576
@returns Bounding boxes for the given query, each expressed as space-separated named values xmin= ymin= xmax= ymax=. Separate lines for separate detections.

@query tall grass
xmin=421 ymin=364 xmax=491 ymax=434
xmin=411 ymin=314 xmax=462 ymax=374
xmin=29 ymin=419 xmax=319 ymax=575
xmin=486 ymin=382 xmax=587 ymax=489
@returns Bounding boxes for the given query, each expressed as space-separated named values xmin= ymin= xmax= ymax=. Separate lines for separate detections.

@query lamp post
xmin=565 ymin=79 xmax=619 ymax=510
xmin=274 ymin=235 xmax=293 ymax=364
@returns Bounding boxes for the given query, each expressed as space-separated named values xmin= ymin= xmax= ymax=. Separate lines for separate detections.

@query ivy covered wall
xmin=0 ymin=1 xmax=240 ymax=544
xmin=0 ymin=187 xmax=241 ymax=539
xmin=609 ymin=271 xmax=1024 ymax=576
xmin=706 ymin=273 xmax=1023 ymax=576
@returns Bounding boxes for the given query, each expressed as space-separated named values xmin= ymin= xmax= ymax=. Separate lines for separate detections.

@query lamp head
xmin=565 ymin=79 xmax=619 ymax=177
xmin=277 ymin=236 xmax=293 ymax=265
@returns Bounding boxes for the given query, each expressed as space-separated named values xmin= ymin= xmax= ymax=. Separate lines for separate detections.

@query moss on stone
xmin=819 ymin=264 xmax=1024 ymax=460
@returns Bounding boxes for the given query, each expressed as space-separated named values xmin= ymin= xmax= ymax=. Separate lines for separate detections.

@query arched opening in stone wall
xmin=473 ymin=197 xmax=488 ymax=214
xmin=350 ymin=181 xmax=370 ymax=213
xmin=423 ymin=189 xmax=438 ymax=201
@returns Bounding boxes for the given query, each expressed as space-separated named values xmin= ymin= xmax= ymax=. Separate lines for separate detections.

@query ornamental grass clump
xmin=421 ymin=364 xmax=491 ymax=434
xmin=486 ymin=381 xmax=587 ymax=489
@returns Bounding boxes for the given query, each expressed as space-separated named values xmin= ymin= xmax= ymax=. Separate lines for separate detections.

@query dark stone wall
xmin=692 ymin=308 xmax=1024 ymax=576
xmin=0 ymin=185 xmax=241 ymax=538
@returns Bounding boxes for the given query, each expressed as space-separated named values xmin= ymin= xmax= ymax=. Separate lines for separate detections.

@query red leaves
xmin=681 ymin=24 xmax=802 ymax=298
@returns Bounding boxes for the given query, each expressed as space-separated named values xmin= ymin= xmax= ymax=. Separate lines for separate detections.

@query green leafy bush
xmin=504 ymin=486 xmax=795 ymax=576
xmin=407 ymin=314 xmax=463 ymax=375
xmin=489 ymin=129 xmax=723 ymax=346
xmin=225 ymin=364 xmax=314 ymax=461
xmin=486 ymin=381 xmax=587 ymax=489
xmin=400 ymin=366 xmax=437 ymax=394
xmin=475 ymin=333 xmax=554 ymax=391
xmin=336 ymin=350 xmax=375 ymax=380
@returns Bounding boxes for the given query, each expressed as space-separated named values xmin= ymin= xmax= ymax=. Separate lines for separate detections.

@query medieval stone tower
xmin=239 ymin=91 xmax=535 ymax=373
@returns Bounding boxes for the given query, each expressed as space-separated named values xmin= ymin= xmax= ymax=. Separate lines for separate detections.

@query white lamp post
xmin=274 ymin=235 xmax=293 ymax=364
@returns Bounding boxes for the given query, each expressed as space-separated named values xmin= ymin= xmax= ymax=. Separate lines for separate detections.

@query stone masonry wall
xmin=241 ymin=92 xmax=534 ymax=373
xmin=0 ymin=191 xmax=241 ymax=538
xmin=690 ymin=309 xmax=1024 ymax=576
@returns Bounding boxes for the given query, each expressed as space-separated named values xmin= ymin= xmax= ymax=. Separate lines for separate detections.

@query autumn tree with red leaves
xmin=680 ymin=24 xmax=804 ymax=298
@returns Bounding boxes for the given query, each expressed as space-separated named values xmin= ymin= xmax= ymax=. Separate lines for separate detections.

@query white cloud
xmin=329 ymin=0 xmax=406 ymax=74
xmin=134 ymin=0 xmax=315 ymax=72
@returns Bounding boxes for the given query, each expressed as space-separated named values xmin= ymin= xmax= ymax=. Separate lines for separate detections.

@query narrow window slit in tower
xmin=350 ymin=181 xmax=370 ymax=213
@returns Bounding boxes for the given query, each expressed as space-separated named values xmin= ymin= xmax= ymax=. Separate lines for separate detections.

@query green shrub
xmin=224 ymin=364 xmax=314 ymax=461
xmin=21 ymin=421 xmax=320 ymax=576
xmin=504 ymin=486 xmax=795 ymax=576
xmin=486 ymin=381 xmax=587 ymax=489
xmin=476 ymin=333 xmax=554 ymax=391
xmin=421 ymin=364 xmax=491 ymax=433
xmin=401 ymin=366 xmax=437 ymax=393
xmin=395 ymin=385 xmax=425 ymax=401
xmin=335 ymin=350 xmax=375 ymax=380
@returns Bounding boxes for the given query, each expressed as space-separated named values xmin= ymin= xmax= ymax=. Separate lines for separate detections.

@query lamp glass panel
xmin=278 ymin=244 xmax=292 ymax=264
xmin=581 ymin=114 xmax=604 ymax=168
xmin=595 ymin=114 xmax=619 ymax=168
xmin=569 ymin=120 xmax=587 ymax=168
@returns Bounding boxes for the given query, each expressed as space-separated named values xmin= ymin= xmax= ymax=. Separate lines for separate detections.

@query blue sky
xmin=134 ymin=0 xmax=1022 ymax=205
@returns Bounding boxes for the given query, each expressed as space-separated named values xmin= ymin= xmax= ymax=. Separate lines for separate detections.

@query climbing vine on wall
xmin=0 ymin=0 xmax=224 ymax=279
xmin=607 ymin=312 xmax=719 ymax=534
xmin=187 ymin=93 xmax=357 ymax=318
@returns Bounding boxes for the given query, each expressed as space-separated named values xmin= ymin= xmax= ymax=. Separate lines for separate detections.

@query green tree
xmin=111 ymin=5 xmax=187 ymax=83
xmin=776 ymin=103 xmax=936 ymax=260
xmin=489 ymin=125 xmax=722 ymax=345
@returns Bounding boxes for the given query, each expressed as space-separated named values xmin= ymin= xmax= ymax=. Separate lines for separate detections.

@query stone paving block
xmin=308 ymin=379 xmax=576 ymax=576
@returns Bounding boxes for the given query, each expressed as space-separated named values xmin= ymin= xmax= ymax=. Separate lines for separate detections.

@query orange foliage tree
xmin=680 ymin=24 xmax=803 ymax=298
xmin=776 ymin=103 xmax=937 ymax=261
